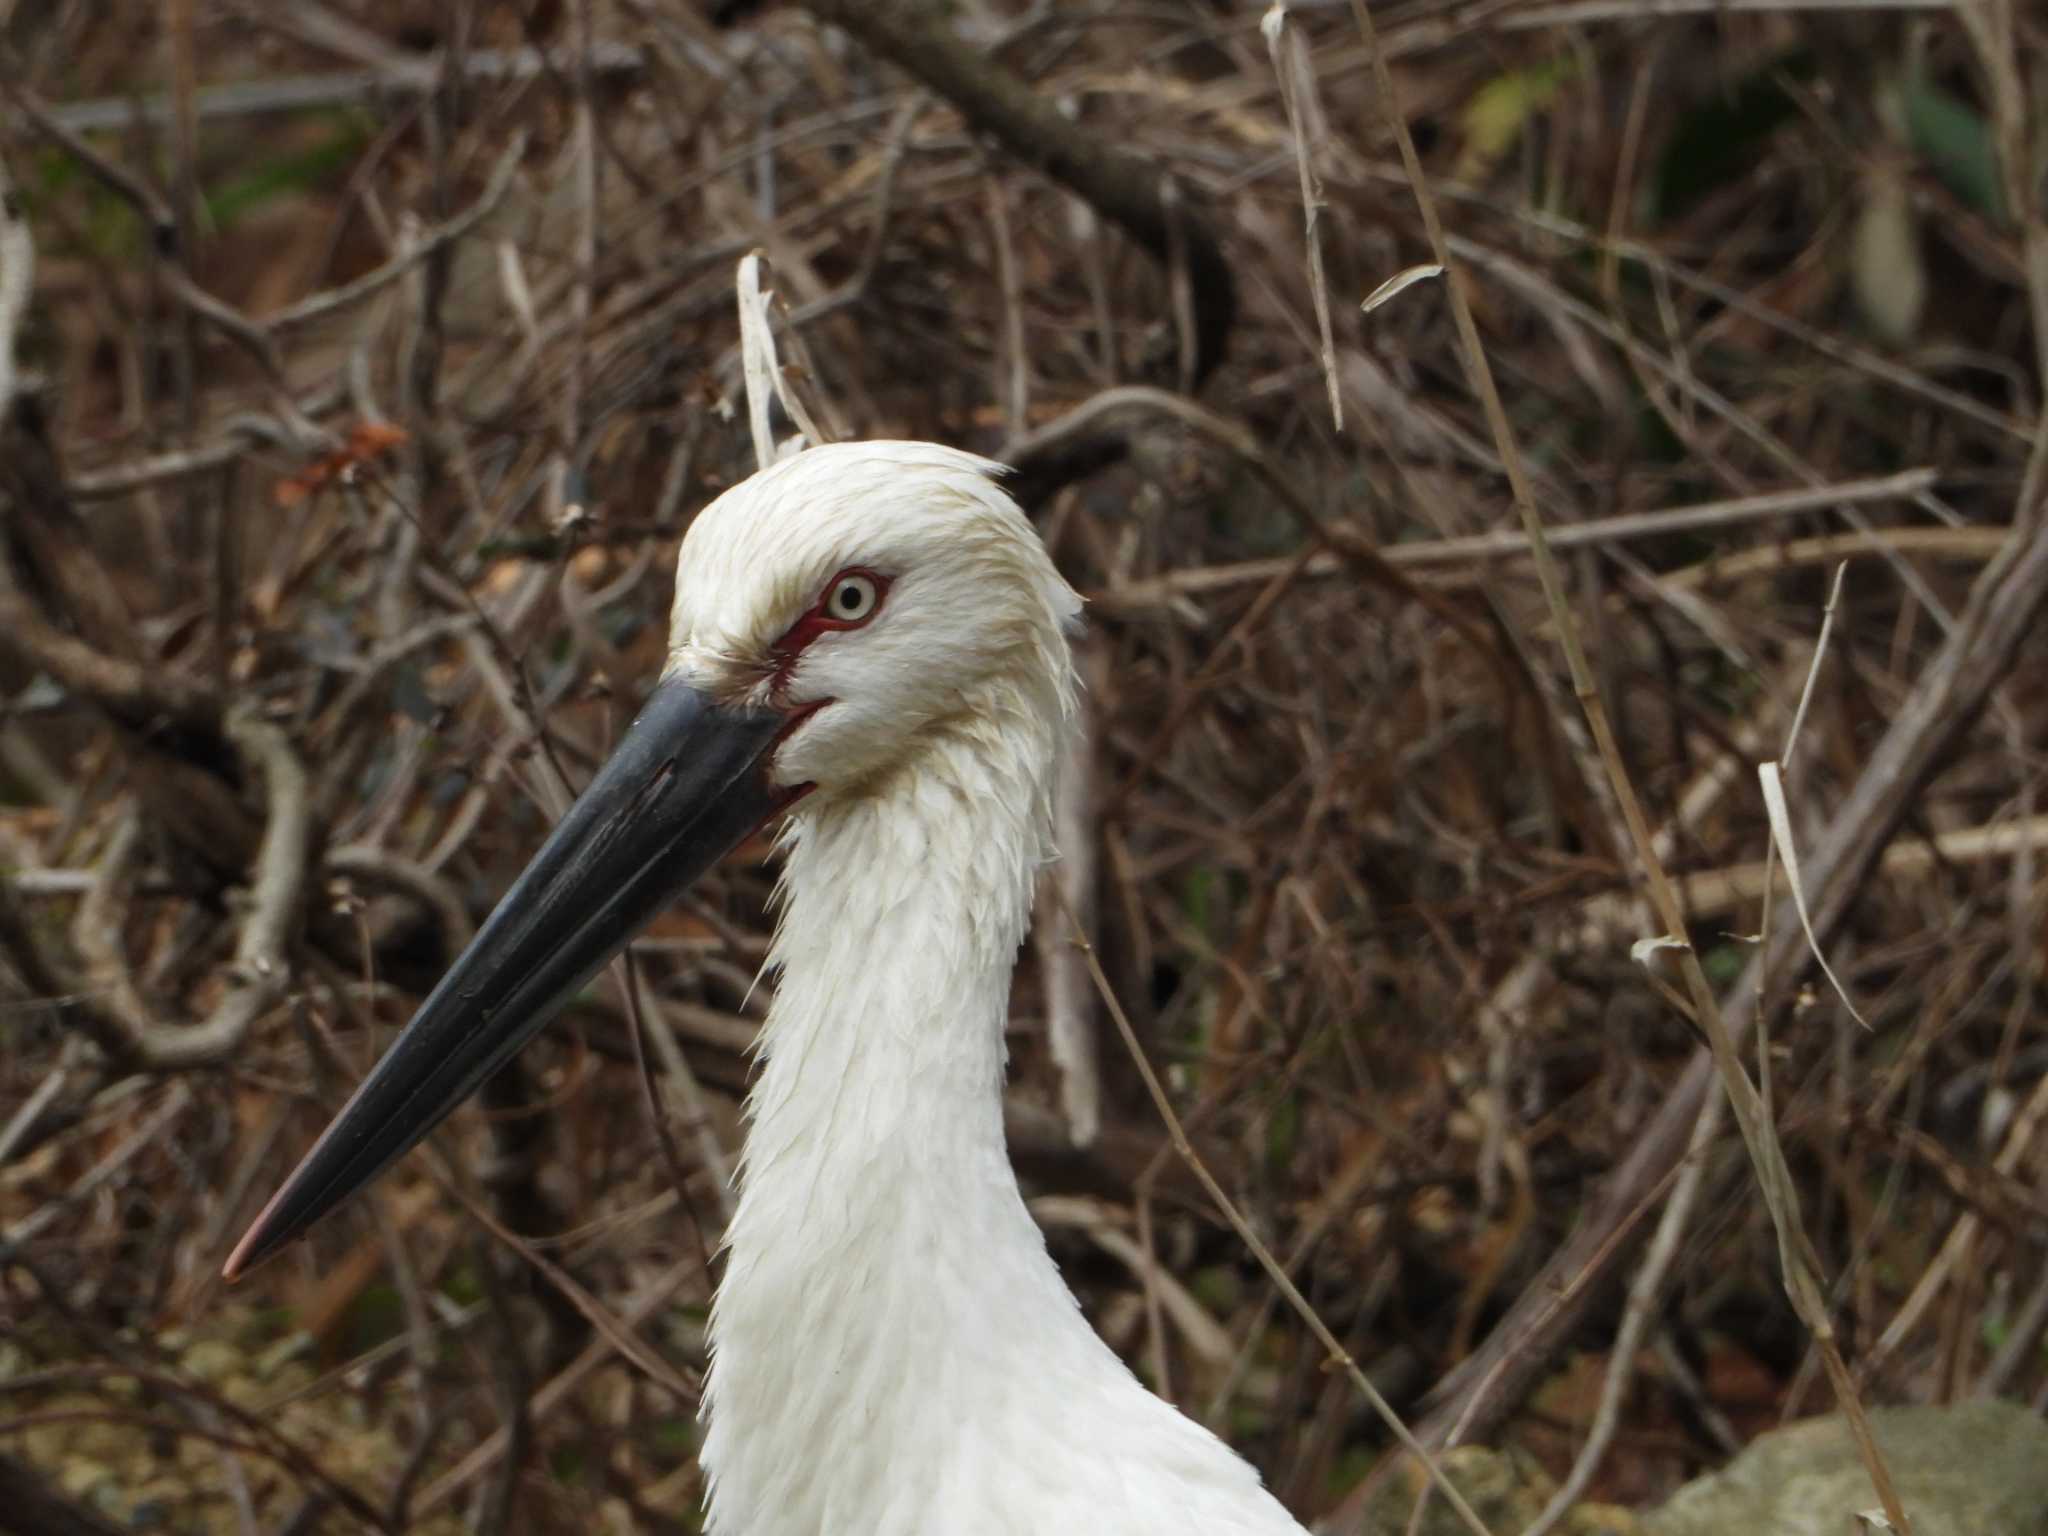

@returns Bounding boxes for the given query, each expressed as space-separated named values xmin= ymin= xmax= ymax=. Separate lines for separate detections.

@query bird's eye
xmin=822 ymin=572 xmax=880 ymax=624
xmin=769 ymin=568 xmax=887 ymax=668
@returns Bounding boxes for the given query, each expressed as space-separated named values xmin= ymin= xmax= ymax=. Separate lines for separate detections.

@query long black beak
xmin=224 ymin=677 xmax=795 ymax=1281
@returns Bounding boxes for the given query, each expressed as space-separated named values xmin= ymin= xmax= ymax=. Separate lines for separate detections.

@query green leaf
xmin=1457 ymin=56 xmax=1578 ymax=183
xmin=1701 ymin=943 xmax=1749 ymax=987
xmin=1901 ymin=79 xmax=2005 ymax=223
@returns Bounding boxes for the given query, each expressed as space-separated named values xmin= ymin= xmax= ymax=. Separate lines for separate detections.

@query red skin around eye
xmin=769 ymin=568 xmax=890 ymax=692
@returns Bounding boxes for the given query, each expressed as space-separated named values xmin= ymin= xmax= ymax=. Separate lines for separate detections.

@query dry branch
xmin=15 ymin=44 xmax=650 ymax=134
xmin=1092 ymin=469 xmax=1941 ymax=613
xmin=1053 ymin=889 xmax=1499 ymax=1536
xmin=67 ymin=713 xmax=307 ymax=1071
xmin=2 ymin=383 xmax=258 ymax=875
xmin=799 ymin=0 xmax=1236 ymax=471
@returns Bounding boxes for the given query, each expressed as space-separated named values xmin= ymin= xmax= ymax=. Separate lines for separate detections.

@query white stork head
xmin=223 ymin=441 xmax=1081 ymax=1279
xmin=668 ymin=441 xmax=1081 ymax=803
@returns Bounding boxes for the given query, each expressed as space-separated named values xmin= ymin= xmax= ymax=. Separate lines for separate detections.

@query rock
xmin=1647 ymin=1401 xmax=2048 ymax=1536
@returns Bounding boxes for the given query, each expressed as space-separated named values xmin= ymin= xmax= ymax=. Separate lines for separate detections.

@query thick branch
xmin=800 ymin=0 xmax=1235 ymax=391
xmin=0 ymin=571 xmax=218 ymax=729
xmin=69 ymin=714 xmax=308 ymax=1071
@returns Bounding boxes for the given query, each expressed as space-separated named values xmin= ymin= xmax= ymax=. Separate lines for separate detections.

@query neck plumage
xmin=699 ymin=708 xmax=1088 ymax=1531
xmin=739 ymin=730 xmax=1043 ymax=1185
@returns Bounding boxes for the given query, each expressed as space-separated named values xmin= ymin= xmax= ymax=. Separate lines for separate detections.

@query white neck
xmin=737 ymin=737 xmax=1041 ymax=1189
xmin=699 ymin=715 xmax=1064 ymax=1525
xmin=697 ymin=709 xmax=1303 ymax=1536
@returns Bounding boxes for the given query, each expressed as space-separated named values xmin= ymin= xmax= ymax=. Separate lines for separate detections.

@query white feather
xmin=666 ymin=442 xmax=1306 ymax=1536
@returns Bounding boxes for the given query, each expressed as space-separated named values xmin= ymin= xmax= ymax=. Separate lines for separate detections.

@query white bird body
xmin=702 ymin=792 xmax=1301 ymax=1534
xmin=675 ymin=444 xmax=1308 ymax=1534
xmin=229 ymin=440 xmax=1309 ymax=1535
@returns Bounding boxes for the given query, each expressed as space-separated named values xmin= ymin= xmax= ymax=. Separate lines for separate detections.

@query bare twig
xmin=269 ymin=136 xmax=527 ymax=333
xmin=1262 ymin=4 xmax=1341 ymax=428
xmin=0 ymin=1058 xmax=72 ymax=1166
xmin=431 ymin=1155 xmax=697 ymax=1405
xmin=20 ymin=43 xmax=648 ymax=133
xmin=0 ymin=159 xmax=28 ymax=420
xmin=0 ymin=70 xmax=173 ymax=230
xmin=412 ymin=1258 xmax=698 ymax=1515
xmin=3 ymin=1085 xmax=192 ymax=1248
xmin=1091 ymin=468 xmax=1939 ymax=613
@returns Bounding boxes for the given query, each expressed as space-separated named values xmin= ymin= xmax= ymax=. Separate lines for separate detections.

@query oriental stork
xmin=226 ymin=442 xmax=1308 ymax=1535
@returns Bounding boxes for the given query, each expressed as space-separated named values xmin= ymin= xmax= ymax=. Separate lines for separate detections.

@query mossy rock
xmin=1648 ymin=1401 xmax=2048 ymax=1536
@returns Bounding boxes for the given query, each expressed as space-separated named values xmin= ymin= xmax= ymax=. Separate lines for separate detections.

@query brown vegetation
xmin=3 ymin=2 xmax=2046 ymax=1533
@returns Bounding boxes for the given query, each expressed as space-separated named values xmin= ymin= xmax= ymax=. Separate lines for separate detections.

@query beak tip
xmin=220 ymin=1229 xmax=263 ymax=1284
xmin=222 ymin=1187 xmax=296 ymax=1283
